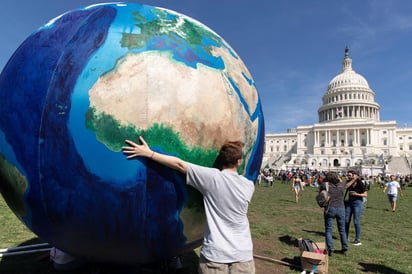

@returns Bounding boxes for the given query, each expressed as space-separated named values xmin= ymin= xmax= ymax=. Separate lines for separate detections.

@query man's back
xmin=186 ymin=163 xmax=254 ymax=263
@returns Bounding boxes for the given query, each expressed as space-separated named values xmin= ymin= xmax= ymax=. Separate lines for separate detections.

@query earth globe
xmin=0 ymin=2 xmax=264 ymax=264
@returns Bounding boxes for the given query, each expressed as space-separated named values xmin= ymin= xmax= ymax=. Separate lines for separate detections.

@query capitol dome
xmin=318 ymin=47 xmax=380 ymax=123
xmin=328 ymin=63 xmax=369 ymax=89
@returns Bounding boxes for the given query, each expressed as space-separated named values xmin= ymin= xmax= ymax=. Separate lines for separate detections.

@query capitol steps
xmin=387 ymin=157 xmax=411 ymax=175
xmin=264 ymin=154 xmax=286 ymax=169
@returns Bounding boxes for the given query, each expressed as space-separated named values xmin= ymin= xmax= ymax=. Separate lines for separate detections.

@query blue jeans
xmin=324 ymin=207 xmax=347 ymax=251
xmin=345 ymin=199 xmax=363 ymax=241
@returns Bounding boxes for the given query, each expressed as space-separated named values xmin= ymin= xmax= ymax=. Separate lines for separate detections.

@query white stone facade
xmin=264 ymin=48 xmax=412 ymax=176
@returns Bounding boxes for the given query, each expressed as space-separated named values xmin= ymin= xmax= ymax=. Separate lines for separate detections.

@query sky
xmin=1 ymin=1 xmax=412 ymax=133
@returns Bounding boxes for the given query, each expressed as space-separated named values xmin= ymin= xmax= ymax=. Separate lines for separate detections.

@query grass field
xmin=250 ymin=181 xmax=412 ymax=273
xmin=1 ymin=180 xmax=411 ymax=273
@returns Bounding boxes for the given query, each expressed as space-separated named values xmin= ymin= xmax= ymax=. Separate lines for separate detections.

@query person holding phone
xmin=345 ymin=170 xmax=367 ymax=246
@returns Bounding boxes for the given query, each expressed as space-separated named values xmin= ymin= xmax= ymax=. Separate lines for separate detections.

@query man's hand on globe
xmin=122 ymin=136 xmax=152 ymax=159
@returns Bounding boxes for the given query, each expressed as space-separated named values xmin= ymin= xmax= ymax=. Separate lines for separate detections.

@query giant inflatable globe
xmin=0 ymin=2 xmax=264 ymax=264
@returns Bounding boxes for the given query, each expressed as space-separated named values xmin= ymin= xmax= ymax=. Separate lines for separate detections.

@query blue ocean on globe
xmin=0 ymin=2 xmax=264 ymax=264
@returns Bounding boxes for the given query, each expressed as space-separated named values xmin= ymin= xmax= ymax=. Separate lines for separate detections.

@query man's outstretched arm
xmin=122 ymin=136 xmax=188 ymax=174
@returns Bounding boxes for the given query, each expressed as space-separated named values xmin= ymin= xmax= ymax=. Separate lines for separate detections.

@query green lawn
xmin=250 ymin=180 xmax=412 ymax=273
xmin=1 ymin=181 xmax=411 ymax=273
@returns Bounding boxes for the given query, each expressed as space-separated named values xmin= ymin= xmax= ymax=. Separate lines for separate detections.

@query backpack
xmin=316 ymin=182 xmax=330 ymax=208
xmin=298 ymin=238 xmax=321 ymax=253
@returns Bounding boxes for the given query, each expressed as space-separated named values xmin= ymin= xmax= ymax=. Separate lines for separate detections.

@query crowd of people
xmin=257 ymin=168 xmax=335 ymax=187
xmin=257 ymin=167 xmax=407 ymax=257
xmin=257 ymin=167 xmax=410 ymax=192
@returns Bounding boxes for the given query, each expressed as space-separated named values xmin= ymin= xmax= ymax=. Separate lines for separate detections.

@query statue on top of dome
xmin=345 ymin=46 xmax=349 ymax=58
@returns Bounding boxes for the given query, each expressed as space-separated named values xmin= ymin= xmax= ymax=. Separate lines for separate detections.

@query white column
xmin=345 ymin=129 xmax=348 ymax=147
xmin=330 ymin=130 xmax=333 ymax=146
xmin=366 ymin=129 xmax=369 ymax=145
xmin=314 ymin=130 xmax=317 ymax=146
xmin=326 ymin=130 xmax=330 ymax=146
xmin=370 ymin=128 xmax=374 ymax=146
xmin=355 ymin=129 xmax=359 ymax=145
xmin=337 ymin=129 xmax=340 ymax=147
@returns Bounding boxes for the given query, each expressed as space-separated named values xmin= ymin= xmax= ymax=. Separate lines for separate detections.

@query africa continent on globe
xmin=0 ymin=2 xmax=264 ymax=264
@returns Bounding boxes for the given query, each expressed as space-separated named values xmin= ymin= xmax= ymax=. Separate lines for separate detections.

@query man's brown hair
xmin=347 ymin=170 xmax=358 ymax=175
xmin=213 ymin=141 xmax=244 ymax=170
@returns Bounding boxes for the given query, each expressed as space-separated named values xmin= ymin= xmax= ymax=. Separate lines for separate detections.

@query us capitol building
xmin=263 ymin=48 xmax=412 ymax=176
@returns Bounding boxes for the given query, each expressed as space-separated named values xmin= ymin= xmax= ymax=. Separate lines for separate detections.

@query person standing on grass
xmin=291 ymin=175 xmax=302 ymax=203
xmin=345 ymin=170 xmax=367 ymax=246
xmin=383 ymin=175 xmax=403 ymax=212
xmin=256 ymin=170 xmax=263 ymax=185
xmin=320 ymin=172 xmax=348 ymax=256
xmin=122 ymin=136 xmax=255 ymax=274
xmin=265 ymin=171 xmax=274 ymax=187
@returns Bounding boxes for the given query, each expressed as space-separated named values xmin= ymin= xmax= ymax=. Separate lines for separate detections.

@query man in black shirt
xmin=345 ymin=170 xmax=367 ymax=246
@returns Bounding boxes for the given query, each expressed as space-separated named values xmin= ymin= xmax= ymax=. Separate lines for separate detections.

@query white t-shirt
xmin=186 ymin=163 xmax=255 ymax=263
xmin=386 ymin=180 xmax=400 ymax=195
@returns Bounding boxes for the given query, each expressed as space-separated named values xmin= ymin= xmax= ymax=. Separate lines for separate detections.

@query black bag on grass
xmin=299 ymin=238 xmax=320 ymax=253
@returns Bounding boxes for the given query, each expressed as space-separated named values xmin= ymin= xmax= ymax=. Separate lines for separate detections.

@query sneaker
xmin=324 ymin=249 xmax=334 ymax=256
xmin=352 ymin=240 xmax=362 ymax=246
